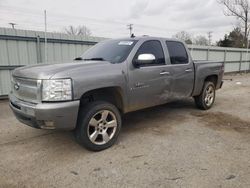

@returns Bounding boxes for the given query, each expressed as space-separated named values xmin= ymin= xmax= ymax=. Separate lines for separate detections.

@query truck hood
xmin=13 ymin=61 xmax=111 ymax=79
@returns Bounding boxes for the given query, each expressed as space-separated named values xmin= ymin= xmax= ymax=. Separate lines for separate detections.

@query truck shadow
xmin=29 ymin=99 xmax=196 ymax=152
xmin=54 ymin=99 xmax=196 ymax=142
xmin=121 ymin=99 xmax=195 ymax=135
xmin=33 ymin=99 xmax=196 ymax=155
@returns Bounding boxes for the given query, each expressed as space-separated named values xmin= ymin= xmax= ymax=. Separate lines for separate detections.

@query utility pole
xmin=207 ymin=31 xmax=213 ymax=46
xmin=9 ymin=23 xmax=17 ymax=29
xmin=44 ymin=10 xmax=48 ymax=63
xmin=245 ymin=35 xmax=249 ymax=74
xmin=191 ymin=33 xmax=194 ymax=57
xmin=127 ymin=24 xmax=133 ymax=36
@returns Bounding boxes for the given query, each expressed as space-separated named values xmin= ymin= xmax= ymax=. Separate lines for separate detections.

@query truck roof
xmin=113 ymin=36 xmax=183 ymax=43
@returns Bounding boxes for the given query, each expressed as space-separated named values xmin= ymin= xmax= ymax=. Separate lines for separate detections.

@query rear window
xmin=166 ymin=41 xmax=189 ymax=64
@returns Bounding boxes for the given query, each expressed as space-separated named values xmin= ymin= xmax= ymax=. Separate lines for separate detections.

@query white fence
xmin=0 ymin=27 xmax=104 ymax=96
xmin=0 ymin=27 xmax=250 ymax=96
xmin=189 ymin=45 xmax=250 ymax=72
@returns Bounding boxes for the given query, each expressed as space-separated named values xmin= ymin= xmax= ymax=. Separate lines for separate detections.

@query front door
xmin=127 ymin=40 xmax=172 ymax=111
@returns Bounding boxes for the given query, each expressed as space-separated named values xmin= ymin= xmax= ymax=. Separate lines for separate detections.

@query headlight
xmin=42 ymin=79 xmax=72 ymax=101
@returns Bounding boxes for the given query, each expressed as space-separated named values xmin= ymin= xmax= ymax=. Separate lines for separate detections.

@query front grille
xmin=12 ymin=76 xmax=41 ymax=103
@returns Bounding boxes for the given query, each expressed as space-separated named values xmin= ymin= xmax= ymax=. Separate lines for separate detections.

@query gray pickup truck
xmin=9 ymin=36 xmax=224 ymax=151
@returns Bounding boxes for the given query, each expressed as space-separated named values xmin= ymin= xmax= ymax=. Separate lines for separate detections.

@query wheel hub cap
xmin=87 ymin=110 xmax=118 ymax=145
xmin=204 ymin=85 xmax=215 ymax=106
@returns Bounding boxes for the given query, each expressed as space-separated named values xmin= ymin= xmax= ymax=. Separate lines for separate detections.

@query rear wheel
xmin=75 ymin=101 xmax=121 ymax=151
xmin=194 ymin=81 xmax=215 ymax=110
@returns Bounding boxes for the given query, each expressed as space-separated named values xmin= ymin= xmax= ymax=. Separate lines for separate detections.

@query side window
xmin=134 ymin=40 xmax=165 ymax=65
xmin=166 ymin=41 xmax=189 ymax=65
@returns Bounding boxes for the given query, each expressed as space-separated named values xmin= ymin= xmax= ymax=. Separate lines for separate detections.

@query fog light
xmin=41 ymin=121 xmax=56 ymax=129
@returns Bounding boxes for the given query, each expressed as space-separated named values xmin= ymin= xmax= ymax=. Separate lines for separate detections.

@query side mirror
xmin=133 ymin=54 xmax=156 ymax=67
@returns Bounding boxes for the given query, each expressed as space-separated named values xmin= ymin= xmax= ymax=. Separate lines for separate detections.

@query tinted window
xmin=166 ymin=41 xmax=188 ymax=64
xmin=81 ymin=39 xmax=137 ymax=63
xmin=134 ymin=40 xmax=165 ymax=65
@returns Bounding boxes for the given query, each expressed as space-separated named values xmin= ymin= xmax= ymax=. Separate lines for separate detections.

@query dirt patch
xmin=191 ymin=111 xmax=250 ymax=133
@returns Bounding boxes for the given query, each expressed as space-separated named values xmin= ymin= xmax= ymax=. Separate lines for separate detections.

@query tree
xmin=217 ymin=27 xmax=245 ymax=47
xmin=194 ymin=35 xmax=209 ymax=46
xmin=174 ymin=31 xmax=211 ymax=45
xmin=173 ymin=31 xmax=192 ymax=44
xmin=218 ymin=0 xmax=250 ymax=48
xmin=64 ymin=25 xmax=91 ymax=37
xmin=229 ymin=27 xmax=245 ymax=47
xmin=217 ymin=34 xmax=233 ymax=47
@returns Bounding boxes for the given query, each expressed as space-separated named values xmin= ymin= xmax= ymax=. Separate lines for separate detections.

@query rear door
xmin=165 ymin=41 xmax=194 ymax=97
xmin=127 ymin=40 xmax=172 ymax=111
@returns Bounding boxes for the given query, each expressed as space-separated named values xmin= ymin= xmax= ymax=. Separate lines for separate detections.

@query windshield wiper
xmin=83 ymin=57 xmax=106 ymax=61
xmin=74 ymin=57 xmax=83 ymax=60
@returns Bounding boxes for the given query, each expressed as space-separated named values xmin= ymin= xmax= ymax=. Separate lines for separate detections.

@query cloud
xmin=0 ymin=0 xmax=4 ymax=5
xmin=0 ymin=0 xmax=237 ymax=41
xmin=128 ymin=0 xmax=170 ymax=19
xmin=128 ymin=0 xmax=149 ymax=19
xmin=123 ymin=0 xmax=235 ymax=41
xmin=144 ymin=1 xmax=169 ymax=16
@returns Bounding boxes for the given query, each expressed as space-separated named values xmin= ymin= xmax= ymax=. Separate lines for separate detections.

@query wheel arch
xmin=204 ymin=75 xmax=218 ymax=87
xmin=79 ymin=86 xmax=126 ymax=113
xmin=193 ymin=74 xmax=219 ymax=97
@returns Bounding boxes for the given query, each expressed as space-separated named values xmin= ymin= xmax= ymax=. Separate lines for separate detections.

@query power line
xmin=0 ymin=4 xmax=228 ymax=41
xmin=0 ymin=4 xmax=216 ymax=39
xmin=0 ymin=5 xmax=177 ymax=32
xmin=0 ymin=18 xmax=171 ymax=38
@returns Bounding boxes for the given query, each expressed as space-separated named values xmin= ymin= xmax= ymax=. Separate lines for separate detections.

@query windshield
xmin=81 ymin=39 xmax=138 ymax=63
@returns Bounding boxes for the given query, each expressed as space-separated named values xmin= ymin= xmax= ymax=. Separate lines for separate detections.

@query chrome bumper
xmin=9 ymin=93 xmax=80 ymax=130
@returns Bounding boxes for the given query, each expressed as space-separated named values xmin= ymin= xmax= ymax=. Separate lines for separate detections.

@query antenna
xmin=127 ymin=24 xmax=133 ymax=36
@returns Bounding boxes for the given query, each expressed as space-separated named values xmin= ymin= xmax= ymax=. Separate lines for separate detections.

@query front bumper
xmin=9 ymin=93 xmax=80 ymax=130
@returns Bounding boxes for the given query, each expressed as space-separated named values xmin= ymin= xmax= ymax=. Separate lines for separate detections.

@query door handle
xmin=185 ymin=69 xmax=193 ymax=72
xmin=160 ymin=71 xmax=170 ymax=75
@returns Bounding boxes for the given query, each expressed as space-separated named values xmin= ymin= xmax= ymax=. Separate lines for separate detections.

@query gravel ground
xmin=0 ymin=73 xmax=250 ymax=188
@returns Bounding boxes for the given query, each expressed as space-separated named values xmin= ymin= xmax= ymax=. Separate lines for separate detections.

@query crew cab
xmin=9 ymin=36 xmax=224 ymax=151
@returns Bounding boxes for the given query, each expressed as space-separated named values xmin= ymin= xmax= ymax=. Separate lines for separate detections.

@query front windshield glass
xmin=81 ymin=39 xmax=138 ymax=63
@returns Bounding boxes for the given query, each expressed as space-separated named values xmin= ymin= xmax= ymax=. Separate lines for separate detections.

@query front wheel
xmin=75 ymin=101 xmax=122 ymax=151
xmin=194 ymin=81 xmax=216 ymax=110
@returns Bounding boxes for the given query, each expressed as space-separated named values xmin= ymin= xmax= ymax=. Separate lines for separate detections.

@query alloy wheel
xmin=87 ymin=110 xmax=118 ymax=145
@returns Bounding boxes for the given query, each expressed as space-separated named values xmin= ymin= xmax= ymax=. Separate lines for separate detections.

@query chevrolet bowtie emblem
xmin=14 ymin=82 xmax=20 ymax=91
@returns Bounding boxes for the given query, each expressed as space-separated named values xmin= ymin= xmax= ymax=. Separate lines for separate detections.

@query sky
xmin=0 ymin=0 xmax=238 ymax=43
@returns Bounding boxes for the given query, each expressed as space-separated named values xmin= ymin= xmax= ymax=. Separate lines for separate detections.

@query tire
xmin=75 ymin=101 xmax=122 ymax=151
xmin=194 ymin=81 xmax=216 ymax=110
